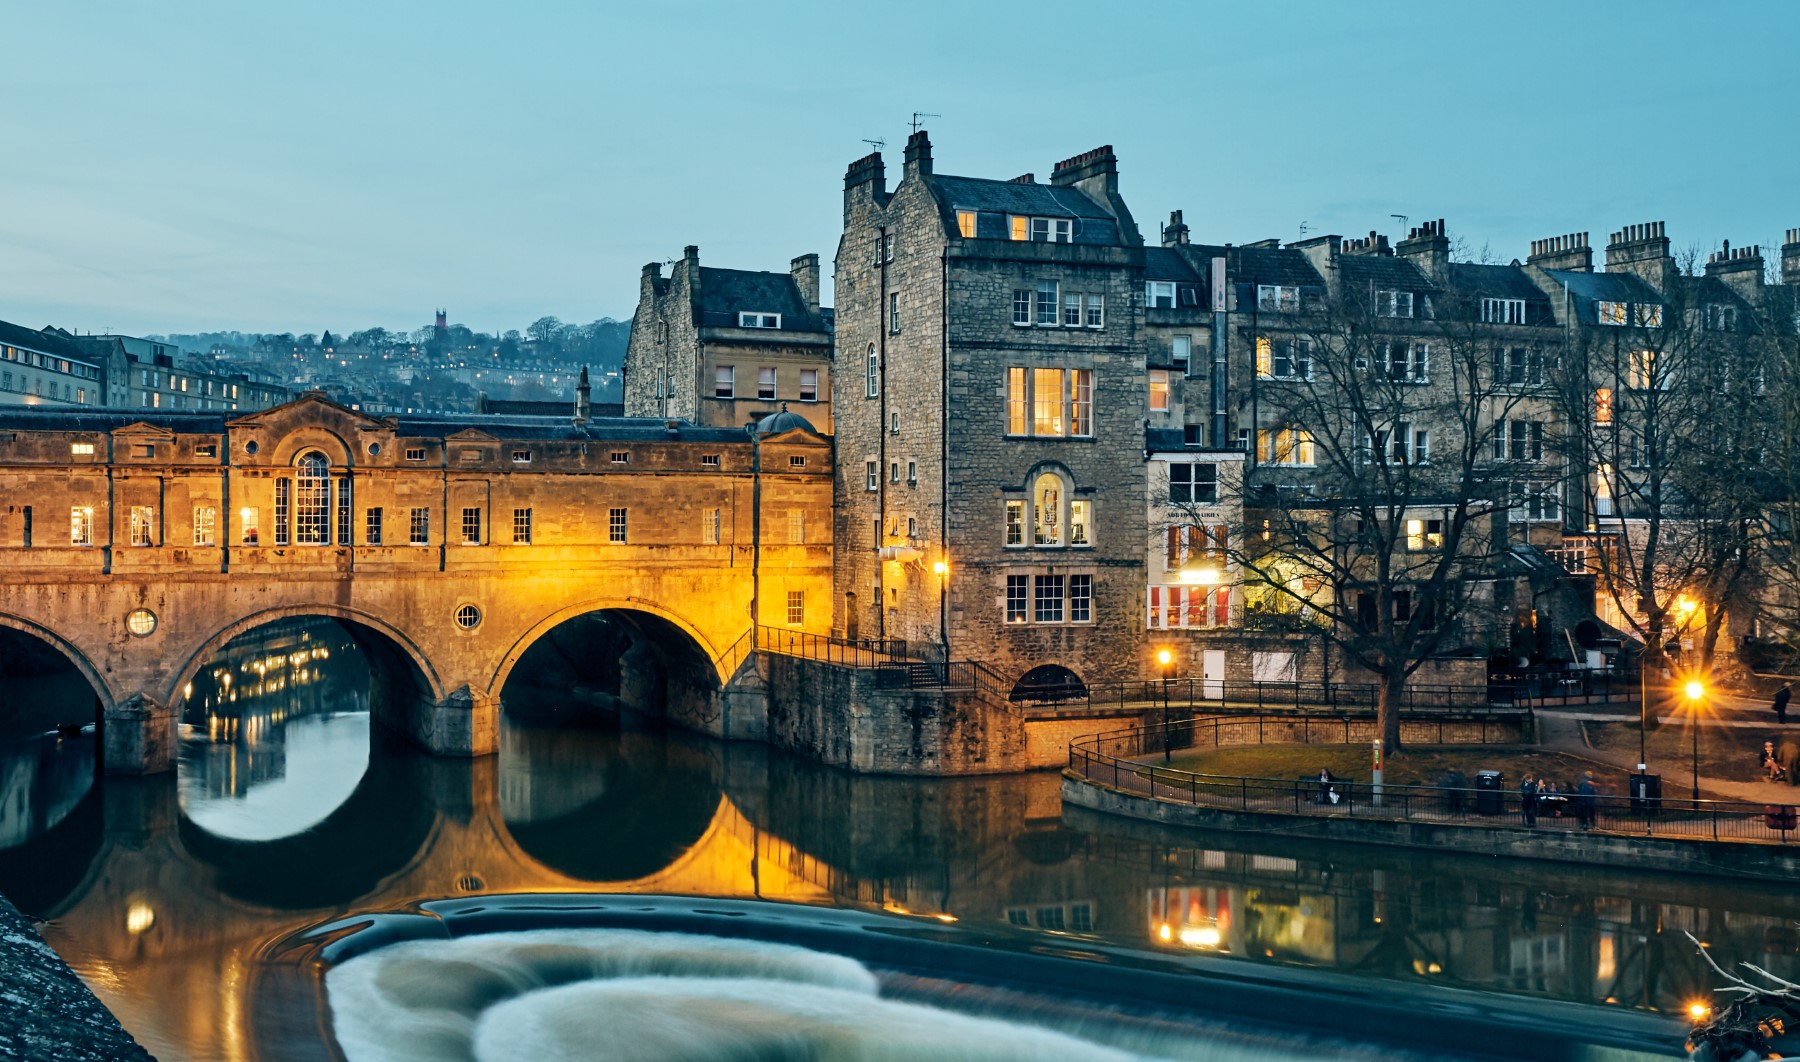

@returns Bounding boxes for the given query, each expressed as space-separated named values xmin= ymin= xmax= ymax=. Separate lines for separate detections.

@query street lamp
xmin=932 ymin=558 xmax=949 ymax=658
xmin=1157 ymin=647 xmax=1174 ymax=763
xmin=1684 ymin=678 xmax=1705 ymax=801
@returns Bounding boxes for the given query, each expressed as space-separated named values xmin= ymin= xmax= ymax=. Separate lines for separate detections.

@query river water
xmin=0 ymin=618 xmax=1779 ymax=1060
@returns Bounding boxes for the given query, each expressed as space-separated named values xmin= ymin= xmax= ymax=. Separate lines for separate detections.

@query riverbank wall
xmin=1064 ymin=772 xmax=1800 ymax=883
xmin=0 ymin=892 xmax=151 ymax=1060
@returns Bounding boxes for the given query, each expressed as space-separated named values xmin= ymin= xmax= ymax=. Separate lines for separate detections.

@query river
xmin=0 ymin=617 xmax=1774 ymax=1060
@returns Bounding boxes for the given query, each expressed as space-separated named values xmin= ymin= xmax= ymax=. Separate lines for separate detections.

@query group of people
xmin=1764 ymin=685 xmax=1796 ymax=784
xmin=1519 ymin=772 xmax=1598 ymax=828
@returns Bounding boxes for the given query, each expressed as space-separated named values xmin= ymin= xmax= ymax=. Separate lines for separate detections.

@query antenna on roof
xmin=909 ymin=112 xmax=940 ymax=133
xmin=861 ymin=137 xmax=886 ymax=151
xmin=1298 ymin=221 xmax=1309 ymax=237
xmin=1391 ymin=214 xmax=1408 ymax=233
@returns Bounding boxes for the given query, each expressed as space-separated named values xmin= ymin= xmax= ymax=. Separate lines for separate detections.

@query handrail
xmin=1068 ymin=718 xmax=1798 ymax=845
xmin=1014 ymin=677 xmax=1541 ymax=714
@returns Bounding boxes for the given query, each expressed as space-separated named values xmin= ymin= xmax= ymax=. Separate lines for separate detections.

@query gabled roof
xmin=0 ymin=319 xmax=96 ymax=362
xmin=933 ymin=175 xmax=1122 ymax=245
xmin=1230 ymin=246 xmax=1324 ymax=289
xmin=1445 ymin=262 xmax=1549 ymax=303
xmin=693 ymin=268 xmax=825 ymax=332
xmin=1144 ymin=247 xmax=1202 ymax=282
xmin=1338 ymin=254 xmax=1436 ymax=291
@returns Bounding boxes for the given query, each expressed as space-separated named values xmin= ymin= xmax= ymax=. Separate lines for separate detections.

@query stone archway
xmin=1010 ymin=664 xmax=1087 ymax=704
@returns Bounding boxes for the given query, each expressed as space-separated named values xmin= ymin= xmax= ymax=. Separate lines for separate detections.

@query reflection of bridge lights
xmin=183 ymin=682 xmax=193 ymax=699
xmin=126 ymin=902 xmax=155 ymax=935
xmin=1177 ymin=925 xmax=1222 ymax=948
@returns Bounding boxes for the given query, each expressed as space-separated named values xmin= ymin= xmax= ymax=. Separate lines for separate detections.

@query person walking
xmin=1774 ymin=684 xmax=1791 ymax=726
xmin=1576 ymin=772 xmax=1598 ymax=830
xmin=1519 ymin=774 xmax=1538 ymax=827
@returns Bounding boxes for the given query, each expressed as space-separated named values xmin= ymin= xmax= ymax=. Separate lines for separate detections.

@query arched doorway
xmin=1010 ymin=664 xmax=1087 ymax=705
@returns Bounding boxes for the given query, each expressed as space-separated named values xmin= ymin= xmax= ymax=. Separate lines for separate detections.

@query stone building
xmin=1 ymin=318 xmax=288 ymax=412
xmin=623 ymin=246 xmax=834 ymax=432
xmin=830 ymin=133 xmax=1153 ymax=698
xmin=0 ymin=320 xmax=104 ymax=407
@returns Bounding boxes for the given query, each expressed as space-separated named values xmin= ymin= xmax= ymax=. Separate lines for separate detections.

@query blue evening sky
xmin=4 ymin=1 xmax=1796 ymax=336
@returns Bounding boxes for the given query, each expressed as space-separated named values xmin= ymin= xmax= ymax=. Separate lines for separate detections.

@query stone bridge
xmin=0 ymin=395 xmax=833 ymax=773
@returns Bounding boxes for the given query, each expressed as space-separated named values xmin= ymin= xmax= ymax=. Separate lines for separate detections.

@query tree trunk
xmin=1377 ymin=668 xmax=1405 ymax=754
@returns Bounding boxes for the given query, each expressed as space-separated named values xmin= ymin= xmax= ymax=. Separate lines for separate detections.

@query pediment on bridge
xmin=110 ymin=422 xmax=179 ymax=438
xmin=228 ymin=391 xmax=389 ymax=433
xmin=758 ymin=427 xmax=824 ymax=446
xmin=443 ymin=427 xmax=500 ymax=443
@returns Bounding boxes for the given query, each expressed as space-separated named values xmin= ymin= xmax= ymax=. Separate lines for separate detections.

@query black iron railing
xmin=1020 ymin=678 xmax=1520 ymax=714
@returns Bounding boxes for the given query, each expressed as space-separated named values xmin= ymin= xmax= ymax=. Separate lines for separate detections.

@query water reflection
xmin=0 ymin=729 xmax=95 ymax=847
xmin=178 ymin=619 xmax=371 ymax=841
xmin=0 ymin=626 xmax=1790 ymax=1058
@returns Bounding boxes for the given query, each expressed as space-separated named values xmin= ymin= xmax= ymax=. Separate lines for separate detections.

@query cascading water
xmin=327 ymin=929 xmax=1410 ymax=1062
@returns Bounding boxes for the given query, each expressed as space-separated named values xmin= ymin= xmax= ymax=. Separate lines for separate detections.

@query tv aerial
xmin=909 ymin=111 xmax=940 ymax=133
xmin=861 ymin=137 xmax=886 ymax=151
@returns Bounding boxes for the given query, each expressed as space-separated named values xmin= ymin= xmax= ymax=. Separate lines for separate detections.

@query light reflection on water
xmin=0 ymin=616 xmax=1783 ymax=1060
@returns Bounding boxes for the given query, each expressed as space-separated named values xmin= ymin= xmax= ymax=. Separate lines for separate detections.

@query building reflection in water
xmin=0 ymin=730 xmax=96 ymax=849
xmin=0 ymin=620 xmax=1796 ymax=1058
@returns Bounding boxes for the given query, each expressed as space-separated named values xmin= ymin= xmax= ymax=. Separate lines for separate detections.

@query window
xmin=1171 ymin=335 xmax=1191 ymax=365
xmin=409 ymin=507 xmax=430 ymax=545
xmin=132 ymin=444 xmax=155 ymax=459
xmin=1257 ymin=285 xmax=1300 ymax=313
xmin=787 ymin=510 xmax=804 ymax=544
xmin=1169 ymin=462 xmax=1218 ymax=504
xmin=1255 ymin=337 xmax=1312 ymax=380
xmin=511 ymin=508 xmax=532 ymax=544
xmin=1085 ymin=294 xmax=1104 ymax=328
xmin=758 ymin=366 xmax=777 ymax=399
xmin=71 ymin=506 xmax=93 ymax=546
xmin=1012 ymin=289 xmax=1032 ymax=326
xmin=1596 ymin=300 xmax=1628 ymax=326
xmin=511 ymin=449 xmax=532 ymax=463
xmin=459 ymin=507 xmax=481 ymax=544
xmin=865 ymin=460 xmax=878 ymax=491
xmin=1258 ymin=428 xmax=1315 ymax=466
xmin=890 ymin=461 xmax=900 ymax=484
xmin=890 ymin=413 xmax=900 ymax=433
xmin=786 ymin=590 xmax=805 ymax=625
xmin=336 ymin=477 xmax=352 ymax=546
xmin=405 ymin=447 xmax=426 ymax=461
xmin=610 ymin=450 xmax=630 ymax=464
xmin=865 ymin=346 xmax=879 ymax=398
xmin=366 ymin=507 xmax=383 ymax=545
xmin=1063 ymin=292 xmax=1082 ymax=327
xmin=799 ymin=369 xmax=818 ymax=401
xmin=1036 ymin=281 xmax=1058 ymax=326
xmin=1493 ymin=346 xmax=1540 ymax=386
xmin=1032 ymin=472 xmax=1065 ymax=546
xmin=274 ymin=477 xmax=291 ymax=546
xmin=1513 ymin=482 xmax=1561 ymax=523
xmin=957 ymin=210 xmax=976 ymax=238
xmin=1492 ymin=420 xmax=1544 ymax=462
xmin=715 ymin=365 xmax=735 ymax=399
xmin=1482 ymin=298 xmax=1527 ymax=325
xmin=789 ymin=455 xmax=807 ymax=469
xmin=1070 ymin=499 xmax=1091 ymax=546
xmin=1008 ymin=367 xmax=1093 ymax=437
xmin=130 ymin=506 xmax=155 ymax=547
xmin=70 ymin=441 xmax=95 ymax=456
xmin=292 ymin=452 xmax=331 ymax=545
xmin=701 ymin=454 xmax=720 ymax=468
xmin=1594 ymin=387 xmax=1614 ymax=425
xmin=1379 ymin=341 xmax=1430 ymax=383
xmin=1006 ymin=575 xmax=1029 ymax=623
xmin=1705 ymin=304 xmax=1738 ymax=332
xmin=738 ymin=312 xmax=781 ymax=329
xmin=19 ymin=506 xmax=28 ymax=548
xmin=1008 ymin=216 xmax=1071 ymax=243
xmin=1629 ymin=349 xmax=1665 ymax=390
xmin=1633 ymin=303 xmax=1663 ymax=328
xmin=1376 ymin=290 xmax=1415 ymax=318
xmin=889 ymin=293 xmax=901 ymax=333
xmin=1069 ymin=574 xmax=1093 ymax=623
xmin=193 ymin=505 xmax=216 ymax=546
xmin=1034 ymin=575 xmax=1065 ymax=623
xmin=1387 ymin=423 xmax=1429 ymax=464
xmin=1406 ymin=517 xmax=1444 ymax=551
xmin=1005 ymin=500 xmax=1026 ymax=546
xmin=703 ymin=507 xmax=721 ymax=545
xmin=1148 ymin=370 xmax=1170 ymax=412
xmin=609 ymin=507 xmax=628 ymax=543
xmin=195 ymin=443 xmax=217 ymax=458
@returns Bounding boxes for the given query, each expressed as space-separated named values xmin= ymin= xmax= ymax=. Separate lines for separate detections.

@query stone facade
xmin=624 ymin=245 xmax=834 ymax=432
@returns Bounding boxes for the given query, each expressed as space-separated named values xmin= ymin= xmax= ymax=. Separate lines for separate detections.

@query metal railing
xmin=1019 ymin=677 xmax=1519 ymax=714
xmin=751 ymin=626 xmax=911 ymax=668
xmin=1069 ymin=719 xmax=1799 ymax=845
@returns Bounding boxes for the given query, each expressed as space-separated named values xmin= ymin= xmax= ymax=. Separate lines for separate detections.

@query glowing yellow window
xmin=957 ymin=211 xmax=977 ymax=238
xmin=1009 ymin=215 xmax=1028 ymax=241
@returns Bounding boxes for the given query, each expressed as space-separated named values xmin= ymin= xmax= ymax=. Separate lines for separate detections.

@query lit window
xmin=1007 ymin=368 xmax=1028 ymax=435
xmin=758 ymin=366 xmax=777 ymax=399
xmin=1032 ymin=472 xmax=1065 ymax=546
xmin=1070 ymin=499 xmax=1091 ymax=546
xmin=193 ymin=505 xmax=216 ymax=546
xmin=715 ymin=365 xmax=735 ymax=398
xmin=1009 ymin=216 xmax=1029 ymax=241
xmin=608 ymin=507 xmax=628 ymax=543
xmin=409 ymin=507 xmax=430 ymax=545
xmin=1629 ymin=349 xmax=1664 ymax=390
xmin=1256 ymin=337 xmax=1312 ymax=380
xmin=957 ymin=210 xmax=976 ymax=238
xmin=786 ymin=590 xmax=805 ymax=625
xmin=130 ymin=506 xmax=155 ymax=547
xmin=1405 ymin=518 xmax=1445 ymax=551
xmin=1007 ymin=367 xmax=1093 ymax=437
xmin=1148 ymin=370 xmax=1170 ymax=411
xmin=365 ymin=507 xmax=383 ymax=545
xmin=799 ymin=369 xmax=818 ymax=401
xmin=70 ymin=441 xmax=95 ymax=456
xmin=1258 ymin=428 xmax=1315 ymax=466
xmin=1033 ymin=368 xmax=1063 ymax=435
xmin=460 ymin=507 xmax=481 ymax=544
xmin=1146 ymin=281 xmax=1176 ymax=309
xmin=71 ymin=506 xmax=94 ymax=546
xmin=1594 ymin=387 xmax=1614 ymax=424
xmin=274 ymin=478 xmax=291 ymax=545
xmin=1005 ymin=500 xmax=1026 ymax=546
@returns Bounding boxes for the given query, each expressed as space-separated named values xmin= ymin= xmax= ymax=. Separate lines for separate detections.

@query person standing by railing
xmin=1519 ymin=774 xmax=1539 ymax=828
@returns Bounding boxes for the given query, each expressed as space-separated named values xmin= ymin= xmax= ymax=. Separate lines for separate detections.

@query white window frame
xmin=1596 ymin=300 xmax=1628 ymax=326
xmin=1376 ymin=290 xmax=1415 ymax=318
xmin=1146 ymin=281 xmax=1176 ymax=309
xmin=865 ymin=459 xmax=878 ymax=492
xmin=1255 ymin=336 xmax=1312 ymax=381
xmin=1258 ymin=427 xmax=1315 ymax=467
xmin=1005 ymin=366 xmax=1094 ymax=438
xmin=889 ymin=292 xmax=900 ymax=333
xmin=1257 ymin=285 xmax=1300 ymax=313
xmin=957 ymin=210 xmax=976 ymax=238
xmin=757 ymin=366 xmax=777 ymax=400
xmin=1148 ymin=370 xmax=1171 ymax=412
xmin=715 ymin=365 xmax=735 ymax=399
xmin=1171 ymin=335 xmax=1191 ymax=365
xmin=1036 ymin=281 xmax=1058 ymax=326
xmin=1012 ymin=288 xmax=1032 ymax=326
xmin=865 ymin=346 xmax=879 ymax=398
xmin=193 ymin=505 xmax=217 ymax=546
xmin=798 ymin=368 xmax=818 ymax=401
xmin=1085 ymin=294 xmax=1104 ymax=328
xmin=1482 ymin=297 xmax=1526 ymax=325
xmin=737 ymin=312 xmax=780 ymax=329
xmin=1167 ymin=461 xmax=1219 ymax=504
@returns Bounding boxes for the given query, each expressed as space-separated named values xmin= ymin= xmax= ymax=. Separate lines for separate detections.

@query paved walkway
xmin=1536 ymin=708 xmax=1800 ymax=805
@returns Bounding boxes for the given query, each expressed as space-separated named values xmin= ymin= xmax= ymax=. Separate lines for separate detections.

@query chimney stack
xmin=1163 ymin=209 xmax=1190 ymax=247
xmin=573 ymin=366 xmax=591 ymax=427
xmin=843 ymin=150 xmax=887 ymax=197
xmin=1397 ymin=218 xmax=1450 ymax=281
xmin=1526 ymin=232 xmax=1593 ymax=272
xmin=790 ymin=253 xmax=821 ymax=315
xmin=1782 ymin=228 xmax=1800 ymax=286
xmin=902 ymin=130 xmax=932 ymax=177
xmin=1704 ymin=240 xmax=1766 ymax=300
xmin=1339 ymin=231 xmax=1392 ymax=256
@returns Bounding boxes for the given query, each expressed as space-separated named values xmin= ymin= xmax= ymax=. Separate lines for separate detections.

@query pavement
xmin=1535 ymin=706 xmax=1800 ymax=805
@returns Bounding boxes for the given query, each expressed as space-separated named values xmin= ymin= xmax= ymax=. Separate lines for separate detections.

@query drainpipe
xmin=751 ymin=424 xmax=762 ymax=636
xmin=940 ymin=248 xmax=950 ymax=661
xmin=877 ymin=224 xmax=889 ymax=641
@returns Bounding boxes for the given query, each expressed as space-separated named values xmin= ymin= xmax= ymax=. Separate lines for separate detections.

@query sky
xmin=4 ymin=1 xmax=1798 ymax=337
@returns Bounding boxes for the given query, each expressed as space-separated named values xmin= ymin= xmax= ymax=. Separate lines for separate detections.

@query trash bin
xmin=1629 ymin=773 xmax=1662 ymax=814
xmin=1475 ymin=770 xmax=1505 ymax=814
xmin=1764 ymin=805 xmax=1796 ymax=832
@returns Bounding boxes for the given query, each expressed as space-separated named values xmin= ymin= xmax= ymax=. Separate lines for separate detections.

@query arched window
xmin=1024 ymin=470 xmax=1093 ymax=549
xmin=1033 ymin=472 xmax=1063 ymax=546
xmin=295 ymin=451 xmax=331 ymax=544
xmin=865 ymin=344 xmax=879 ymax=398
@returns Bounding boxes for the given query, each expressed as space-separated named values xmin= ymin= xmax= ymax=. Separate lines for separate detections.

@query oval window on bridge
xmin=125 ymin=608 xmax=157 ymax=637
xmin=455 ymin=605 xmax=482 ymax=630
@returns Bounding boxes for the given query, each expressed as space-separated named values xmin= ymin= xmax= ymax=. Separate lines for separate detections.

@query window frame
xmin=715 ymin=365 xmax=735 ymax=399
xmin=1146 ymin=281 xmax=1176 ymax=309
xmin=608 ymin=507 xmax=628 ymax=544
xmin=512 ymin=507 xmax=532 ymax=544
xmin=737 ymin=311 xmax=782 ymax=329
xmin=757 ymin=366 xmax=777 ymax=400
xmin=460 ymin=506 xmax=482 ymax=545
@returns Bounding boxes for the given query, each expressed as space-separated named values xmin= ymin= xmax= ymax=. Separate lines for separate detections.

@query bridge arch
xmin=488 ymin=597 xmax=734 ymax=700
xmin=0 ymin=612 xmax=118 ymax=712
xmin=165 ymin=605 xmax=445 ymax=713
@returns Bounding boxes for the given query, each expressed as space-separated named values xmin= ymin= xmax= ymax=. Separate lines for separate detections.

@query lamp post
xmin=1684 ymin=679 xmax=1705 ymax=801
xmin=932 ymin=558 xmax=949 ymax=659
xmin=1157 ymin=648 xmax=1174 ymax=763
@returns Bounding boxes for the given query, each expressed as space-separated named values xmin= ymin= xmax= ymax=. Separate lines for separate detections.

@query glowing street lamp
xmin=1684 ymin=679 xmax=1706 ymax=801
xmin=1157 ymin=647 xmax=1175 ymax=762
xmin=933 ymin=557 xmax=950 ymax=656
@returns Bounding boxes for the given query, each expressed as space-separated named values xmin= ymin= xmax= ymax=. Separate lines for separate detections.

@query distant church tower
xmin=434 ymin=309 xmax=448 ymax=334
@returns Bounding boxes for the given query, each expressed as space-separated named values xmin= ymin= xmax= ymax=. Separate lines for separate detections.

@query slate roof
xmin=391 ymin=414 xmax=753 ymax=444
xmin=1144 ymin=247 xmax=1202 ymax=282
xmin=0 ymin=409 xmax=226 ymax=432
xmin=0 ymin=320 xmax=96 ymax=362
xmin=1542 ymin=269 xmax=1666 ymax=325
xmin=693 ymin=268 xmax=826 ymax=332
xmin=933 ymin=175 xmax=1122 ymax=245
xmin=1445 ymin=263 xmax=1548 ymax=303
xmin=1338 ymin=254 xmax=1436 ymax=291
xmin=1229 ymin=246 xmax=1324 ymax=289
